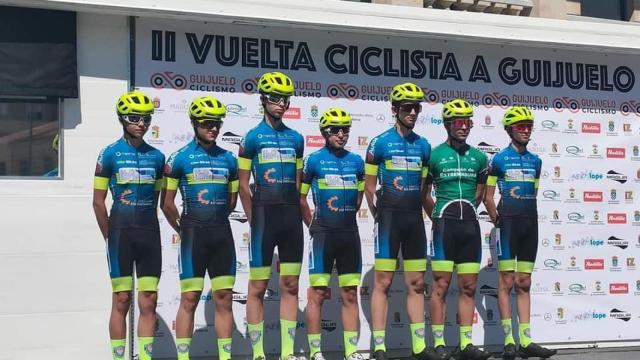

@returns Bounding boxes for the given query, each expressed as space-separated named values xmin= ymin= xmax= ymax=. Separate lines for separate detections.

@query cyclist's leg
xmin=106 ymin=227 xmax=133 ymax=359
xmin=430 ymin=218 xmax=454 ymax=348
xmin=455 ymin=220 xmax=482 ymax=350
xmin=276 ymin=204 xmax=304 ymax=359
xmin=400 ymin=213 xmax=428 ymax=354
xmin=306 ymin=231 xmax=333 ymax=357
xmin=133 ymin=228 xmax=162 ymax=360
xmin=175 ymin=226 xmax=208 ymax=359
xmin=496 ymin=218 xmax=516 ymax=346
xmin=247 ymin=205 xmax=275 ymax=359
xmin=335 ymin=231 xmax=362 ymax=358
xmin=209 ymin=225 xmax=236 ymax=360
xmin=371 ymin=210 xmax=400 ymax=353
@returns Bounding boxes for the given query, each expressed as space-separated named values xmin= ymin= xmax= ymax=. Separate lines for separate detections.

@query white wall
xmin=0 ymin=12 xmax=129 ymax=360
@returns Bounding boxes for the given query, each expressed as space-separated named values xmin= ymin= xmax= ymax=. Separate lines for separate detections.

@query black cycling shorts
xmin=431 ymin=218 xmax=481 ymax=274
xmin=497 ymin=217 xmax=538 ymax=273
xmin=374 ymin=210 xmax=427 ymax=272
xmin=106 ymin=227 xmax=161 ymax=292
xmin=308 ymin=231 xmax=362 ymax=287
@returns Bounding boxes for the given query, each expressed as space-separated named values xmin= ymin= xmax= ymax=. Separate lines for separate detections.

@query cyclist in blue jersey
xmin=238 ymin=71 xmax=305 ymax=360
xmin=92 ymin=90 xmax=165 ymax=360
xmin=365 ymin=83 xmax=436 ymax=360
xmin=484 ymin=106 xmax=556 ymax=360
xmin=161 ymin=96 xmax=238 ymax=360
xmin=300 ymin=108 xmax=365 ymax=360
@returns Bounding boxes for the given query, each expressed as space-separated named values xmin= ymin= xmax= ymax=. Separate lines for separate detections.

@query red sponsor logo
xmin=306 ymin=135 xmax=325 ymax=147
xmin=583 ymin=191 xmax=603 ymax=202
xmin=584 ymin=258 xmax=605 ymax=270
xmin=609 ymin=283 xmax=629 ymax=294
xmin=608 ymin=213 xmax=627 ymax=224
xmin=581 ymin=122 xmax=601 ymax=133
xmin=283 ymin=107 xmax=301 ymax=119
xmin=607 ymin=148 xmax=626 ymax=158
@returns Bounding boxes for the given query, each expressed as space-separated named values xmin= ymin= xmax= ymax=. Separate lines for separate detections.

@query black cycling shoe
xmin=502 ymin=344 xmax=516 ymax=360
xmin=517 ymin=343 xmax=557 ymax=359
xmin=413 ymin=348 xmax=441 ymax=360
xmin=453 ymin=344 xmax=492 ymax=360
xmin=372 ymin=350 xmax=388 ymax=360
xmin=434 ymin=345 xmax=451 ymax=360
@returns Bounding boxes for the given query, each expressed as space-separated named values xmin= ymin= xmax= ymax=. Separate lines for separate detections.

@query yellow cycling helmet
xmin=502 ymin=106 xmax=534 ymax=126
xmin=116 ymin=90 xmax=154 ymax=116
xmin=390 ymin=82 xmax=424 ymax=103
xmin=189 ymin=96 xmax=226 ymax=120
xmin=442 ymin=99 xmax=473 ymax=120
xmin=319 ymin=108 xmax=352 ymax=129
xmin=258 ymin=71 xmax=294 ymax=96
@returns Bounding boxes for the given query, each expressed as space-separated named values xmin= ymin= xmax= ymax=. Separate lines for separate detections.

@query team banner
xmin=135 ymin=18 xmax=640 ymax=357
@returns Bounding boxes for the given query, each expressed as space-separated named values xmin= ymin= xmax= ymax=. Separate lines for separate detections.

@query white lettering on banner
xmin=137 ymin=18 xmax=640 ymax=355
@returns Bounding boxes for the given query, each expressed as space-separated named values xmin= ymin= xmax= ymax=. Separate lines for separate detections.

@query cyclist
xmin=161 ymin=96 xmax=238 ymax=360
xmin=300 ymin=108 xmax=365 ymax=360
xmin=238 ymin=71 xmax=305 ymax=360
xmin=483 ymin=106 xmax=556 ymax=360
xmin=365 ymin=83 xmax=435 ymax=360
xmin=92 ymin=90 xmax=165 ymax=360
xmin=424 ymin=99 xmax=490 ymax=360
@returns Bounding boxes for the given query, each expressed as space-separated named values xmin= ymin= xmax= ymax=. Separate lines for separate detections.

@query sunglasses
xmin=447 ymin=118 xmax=473 ymax=129
xmin=398 ymin=103 xmax=422 ymax=113
xmin=511 ymin=123 xmax=533 ymax=132
xmin=264 ymin=94 xmax=290 ymax=106
xmin=121 ymin=114 xmax=152 ymax=125
xmin=325 ymin=126 xmax=351 ymax=135
xmin=195 ymin=119 xmax=223 ymax=129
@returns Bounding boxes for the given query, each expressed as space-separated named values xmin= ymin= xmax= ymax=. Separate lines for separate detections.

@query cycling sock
xmin=217 ymin=337 xmax=232 ymax=360
xmin=110 ymin=338 xmax=126 ymax=360
xmin=247 ymin=322 xmax=265 ymax=359
xmin=502 ymin=319 xmax=515 ymax=346
xmin=519 ymin=323 xmax=532 ymax=347
xmin=344 ymin=330 xmax=359 ymax=357
xmin=176 ymin=338 xmax=191 ymax=360
xmin=410 ymin=322 xmax=426 ymax=354
xmin=373 ymin=330 xmax=386 ymax=352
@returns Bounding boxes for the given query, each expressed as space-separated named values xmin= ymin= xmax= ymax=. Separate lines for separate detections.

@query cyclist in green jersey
xmin=93 ymin=91 xmax=165 ymax=360
xmin=484 ymin=106 xmax=556 ymax=360
xmin=161 ymin=97 xmax=238 ymax=360
xmin=424 ymin=99 xmax=490 ymax=360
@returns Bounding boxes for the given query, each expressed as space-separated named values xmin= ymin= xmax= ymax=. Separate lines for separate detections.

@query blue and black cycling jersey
xmin=94 ymin=138 xmax=165 ymax=230
xmin=365 ymin=127 xmax=431 ymax=213
xmin=301 ymin=146 xmax=365 ymax=233
xmin=164 ymin=140 xmax=239 ymax=227
xmin=487 ymin=144 xmax=542 ymax=219
xmin=238 ymin=119 xmax=304 ymax=205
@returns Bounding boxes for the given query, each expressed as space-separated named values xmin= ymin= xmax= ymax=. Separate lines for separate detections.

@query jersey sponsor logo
xmin=324 ymin=174 xmax=357 ymax=187
xmin=609 ymin=283 xmax=629 ymax=294
xmin=192 ymin=167 xmax=228 ymax=182
xmin=607 ymin=148 xmax=626 ymax=158
xmin=306 ymin=135 xmax=325 ymax=147
xmin=390 ymin=156 xmax=421 ymax=170
xmin=583 ymin=191 xmax=603 ymax=202
xmin=260 ymin=147 xmax=296 ymax=162
xmin=581 ymin=122 xmax=601 ymax=133
xmin=283 ymin=107 xmax=301 ymax=119
xmin=118 ymin=167 xmax=156 ymax=182
xmin=584 ymin=258 xmax=604 ymax=270
xmin=607 ymin=213 xmax=627 ymax=224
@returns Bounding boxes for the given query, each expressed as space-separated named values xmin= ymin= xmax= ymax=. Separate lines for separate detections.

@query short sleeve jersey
xmin=94 ymin=138 xmax=165 ymax=230
xmin=237 ymin=119 xmax=304 ymax=205
xmin=301 ymin=147 xmax=365 ymax=233
xmin=365 ymin=128 xmax=431 ymax=213
xmin=487 ymin=144 xmax=542 ymax=219
xmin=164 ymin=140 xmax=239 ymax=226
xmin=428 ymin=142 xmax=488 ymax=220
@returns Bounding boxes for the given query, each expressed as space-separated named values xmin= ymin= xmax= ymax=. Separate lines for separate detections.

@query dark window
xmin=0 ymin=97 xmax=61 ymax=177
xmin=580 ymin=0 xmax=633 ymax=21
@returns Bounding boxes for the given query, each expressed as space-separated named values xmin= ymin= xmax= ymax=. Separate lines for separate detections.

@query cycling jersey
xmin=94 ymin=138 xmax=165 ymax=230
xmin=365 ymin=128 xmax=431 ymax=213
xmin=165 ymin=140 xmax=239 ymax=227
xmin=427 ymin=143 xmax=488 ymax=220
xmin=301 ymin=147 xmax=365 ymax=233
xmin=487 ymin=144 xmax=542 ymax=219
xmin=238 ymin=119 xmax=304 ymax=205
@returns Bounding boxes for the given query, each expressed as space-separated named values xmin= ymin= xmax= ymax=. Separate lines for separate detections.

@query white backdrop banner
xmin=134 ymin=17 xmax=640 ymax=357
